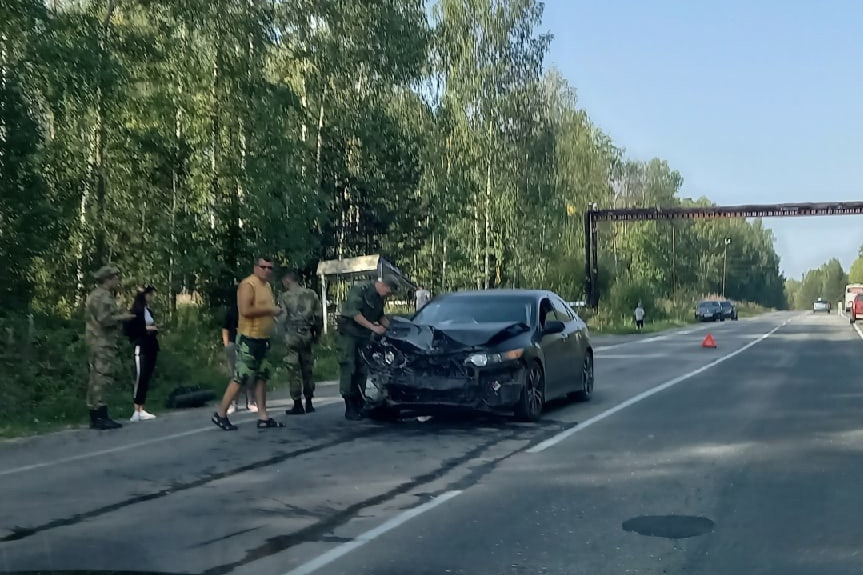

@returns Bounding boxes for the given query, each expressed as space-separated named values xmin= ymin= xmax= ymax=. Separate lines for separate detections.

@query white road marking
xmin=527 ymin=318 xmax=792 ymax=453
xmin=853 ymin=321 xmax=863 ymax=342
xmin=642 ymin=335 xmax=668 ymax=343
xmin=0 ymin=397 xmax=343 ymax=477
xmin=596 ymin=353 xmax=667 ymax=359
xmin=280 ymin=490 xmax=463 ymax=575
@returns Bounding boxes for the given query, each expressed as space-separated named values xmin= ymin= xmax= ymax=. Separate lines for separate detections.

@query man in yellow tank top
xmin=212 ymin=257 xmax=285 ymax=430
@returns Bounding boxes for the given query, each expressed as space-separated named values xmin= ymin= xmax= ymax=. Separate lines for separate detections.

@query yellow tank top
xmin=237 ymin=274 xmax=275 ymax=339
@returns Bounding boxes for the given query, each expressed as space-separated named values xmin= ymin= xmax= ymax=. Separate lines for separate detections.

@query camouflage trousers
xmin=87 ymin=345 xmax=120 ymax=409
xmin=284 ymin=342 xmax=315 ymax=400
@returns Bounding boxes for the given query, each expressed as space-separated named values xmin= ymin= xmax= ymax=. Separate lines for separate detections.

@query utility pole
xmin=722 ymin=237 xmax=732 ymax=297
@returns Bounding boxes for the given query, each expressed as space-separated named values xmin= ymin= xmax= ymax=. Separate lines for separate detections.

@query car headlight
xmin=465 ymin=349 xmax=524 ymax=367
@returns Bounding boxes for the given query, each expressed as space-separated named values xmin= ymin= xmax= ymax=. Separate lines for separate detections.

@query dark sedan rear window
xmin=413 ymin=296 xmax=535 ymax=326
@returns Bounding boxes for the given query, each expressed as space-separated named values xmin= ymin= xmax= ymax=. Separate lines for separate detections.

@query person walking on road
xmin=279 ymin=271 xmax=324 ymax=415
xmin=415 ymin=285 xmax=431 ymax=311
xmin=126 ymin=284 xmax=159 ymax=422
xmin=222 ymin=296 xmax=258 ymax=415
xmin=86 ymin=265 xmax=135 ymax=430
xmin=212 ymin=257 xmax=284 ymax=431
xmin=337 ymin=277 xmax=397 ymax=420
xmin=634 ymin=301 xmax=645 ymax=331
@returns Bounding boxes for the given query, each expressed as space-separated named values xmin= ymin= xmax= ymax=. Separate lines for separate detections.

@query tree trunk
xmin=315 ymin=97 xmax=325 ymax=193
xmin=483 ymin=154 xmax=491 ymax=290
xmin=77 ymin=0 xmax=116 ymax=300
xmin=210 ymin=46 xmax=221 ymax=232
xmin=473 ymin=192 xmax=480 ymax=289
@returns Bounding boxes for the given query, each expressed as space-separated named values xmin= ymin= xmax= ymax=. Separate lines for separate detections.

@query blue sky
xmin=542 ymin=0 xmax=863 ymax=279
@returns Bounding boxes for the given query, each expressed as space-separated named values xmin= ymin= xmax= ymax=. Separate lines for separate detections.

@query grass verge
xmin=0 ymin=310 xmax=341 ymax=440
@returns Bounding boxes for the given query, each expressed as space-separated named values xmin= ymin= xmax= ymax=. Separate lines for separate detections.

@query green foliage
xmin=2 ymin=0 xmax=789 ymax=434
xmin=785 ymin=258 xmax=849 ymax=309
xmin=849 ymin=244 xmax=863 ymax=284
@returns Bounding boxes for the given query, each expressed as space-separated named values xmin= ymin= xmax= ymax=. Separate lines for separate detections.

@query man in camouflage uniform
xmin=85 ymin=265 xmax=135 ymax=430
xmin=279 ymin=271 xmax=324 ymax=415
xmin=337 ymin=276 xmax=398 ymax=420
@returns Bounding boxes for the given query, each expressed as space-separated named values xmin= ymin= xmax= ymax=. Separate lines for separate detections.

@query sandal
xmin=257 ymin=417 xmax=284 ymax=429
xmin=212 ymin=412 xmax=238 ymax=431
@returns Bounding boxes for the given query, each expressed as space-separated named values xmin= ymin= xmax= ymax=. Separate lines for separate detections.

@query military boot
xmin=89 ymin=409 xmax=100 ymax=429
xmin=92 ymin=406 xmax=122 ymax=430
xmin=351 ymin=395 xmax=366 ymax=419
xmin=344 ymin=397 xmax=362 ymax=421
xmin=305 ymin=397 xmax=315 ymax=413
xmin=286 ymin=399 xmax=305 ymax=415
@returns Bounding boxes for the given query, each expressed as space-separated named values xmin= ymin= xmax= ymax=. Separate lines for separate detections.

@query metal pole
xmin=722 ymin=238 xmax=731 ymax=298
xmin=320 ymin=274 xmax=328 ymax=335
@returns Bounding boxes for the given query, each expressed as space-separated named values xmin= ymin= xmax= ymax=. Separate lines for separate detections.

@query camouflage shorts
xmin=233 ymin=335 xmax=272 ymax=387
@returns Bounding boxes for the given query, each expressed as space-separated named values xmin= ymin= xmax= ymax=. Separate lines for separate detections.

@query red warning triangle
xmin=702 ymin=333 xmax=717 ymax=348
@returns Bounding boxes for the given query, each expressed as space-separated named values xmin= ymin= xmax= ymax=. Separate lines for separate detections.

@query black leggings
xmin=134 ymin=346 xmax=158 ymax=405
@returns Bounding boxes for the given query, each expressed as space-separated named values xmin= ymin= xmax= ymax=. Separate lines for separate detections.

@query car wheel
xmin=515 ymin=361 xmax=544 ymax=422
xmin=572 ymin=351 xmax=594 ymax=402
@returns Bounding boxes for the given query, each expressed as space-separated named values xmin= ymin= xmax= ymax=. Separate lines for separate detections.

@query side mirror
xmin=542 ymin=320 xmax=566 ymax=335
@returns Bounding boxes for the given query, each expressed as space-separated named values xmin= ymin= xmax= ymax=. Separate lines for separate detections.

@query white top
xmin=144 ymin=307 xmax=155 ymax=326
xmin=634 ymin=307 xmax=645 ymax=321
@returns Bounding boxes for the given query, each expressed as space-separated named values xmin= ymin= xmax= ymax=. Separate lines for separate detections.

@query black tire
xmin=572 ymin=351 xmax=594 ymax=402
xmin=514 ymin=361 xmax=545 ymax=422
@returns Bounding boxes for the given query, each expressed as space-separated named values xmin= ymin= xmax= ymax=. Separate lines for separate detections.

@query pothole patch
xmin=622 ymin=514 xmax=715 ymax=539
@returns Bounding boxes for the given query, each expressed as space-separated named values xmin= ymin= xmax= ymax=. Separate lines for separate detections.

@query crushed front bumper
xmin=363 ymin=363 xmax=526 ymax=414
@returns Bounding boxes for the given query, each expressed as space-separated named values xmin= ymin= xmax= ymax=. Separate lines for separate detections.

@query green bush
xmin=0 ymin=307 xmax=341 ymax=438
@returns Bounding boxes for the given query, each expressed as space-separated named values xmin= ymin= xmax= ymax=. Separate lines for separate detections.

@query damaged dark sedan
xmin=359 ymin=289 xmax=595 ymax=422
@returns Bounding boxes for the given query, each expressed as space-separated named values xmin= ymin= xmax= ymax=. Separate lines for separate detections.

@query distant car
xmin=359 ymin=289 xmax=595 ymax=422
xmin=850 ymin=294 xmax=863 ymax=323
xmin=695 ymin=301 xmax=723 ymax=322
xmin=719 ymin=300 xmax=738 ymax=321
xmin=813 ymin=298 xmax=831 ymax=313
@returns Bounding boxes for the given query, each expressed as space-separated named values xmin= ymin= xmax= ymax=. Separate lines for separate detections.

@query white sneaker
xmin=129 ymin=411 xmax=140 ymax=422
xmin=227 ymin=403 xmax=237 ymax=415
xmin=139 ymin=410 xmax=157 ymax=421
xmin=248 ymin=403 xmax=258 ymax=413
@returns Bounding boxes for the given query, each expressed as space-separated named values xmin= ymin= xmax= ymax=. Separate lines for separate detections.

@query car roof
xmin=434 ymin=289 xmax=559 ymax=301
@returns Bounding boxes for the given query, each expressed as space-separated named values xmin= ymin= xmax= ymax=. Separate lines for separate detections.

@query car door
xmin=551 ymin=295 xmax=585 ymax=395
xmin=538 ymin=297 xmax=566 ymax=396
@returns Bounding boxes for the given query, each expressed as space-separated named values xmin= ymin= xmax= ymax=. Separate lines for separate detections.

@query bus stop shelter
xmin=316 ymin=254 xmax=417 ymax=334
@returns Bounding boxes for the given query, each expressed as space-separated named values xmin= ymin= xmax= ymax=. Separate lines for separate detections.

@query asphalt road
xmin=1 ymin=311 xmax=861 ymax=575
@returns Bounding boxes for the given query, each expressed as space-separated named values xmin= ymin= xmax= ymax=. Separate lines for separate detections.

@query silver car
xmin=813 ymin=298 xmax=830 ymax=313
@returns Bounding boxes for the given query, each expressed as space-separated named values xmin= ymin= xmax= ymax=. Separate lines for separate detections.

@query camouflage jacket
xmin=279 ymin=285 xmax=323 ymax=344
xmin=85 ymin=286 xmax=127 ymax=348
xmin=338 ymin=280 xmax=385 ymax=337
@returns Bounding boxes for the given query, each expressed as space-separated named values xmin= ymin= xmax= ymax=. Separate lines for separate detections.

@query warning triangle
xmin=702 ymin=333 xmax=717 ymax=348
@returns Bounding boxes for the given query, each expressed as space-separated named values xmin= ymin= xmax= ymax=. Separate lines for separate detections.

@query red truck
xmin=851 ymin=294 xmax=863 ymax=324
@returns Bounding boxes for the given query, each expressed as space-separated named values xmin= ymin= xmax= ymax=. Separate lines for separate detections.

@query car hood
xmin=384 ymin=319 xmax=531 ymax=352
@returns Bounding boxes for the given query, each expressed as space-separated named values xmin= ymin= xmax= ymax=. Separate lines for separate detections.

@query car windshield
xmin=412 ymin=295 xmax=535 ymax=326
xmin=698 ymin=302 xmax=719 ymax=310
xmin=720 ymin=302 xmax=732 ymax=310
